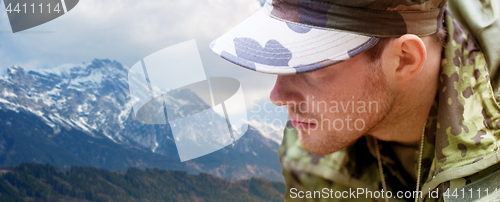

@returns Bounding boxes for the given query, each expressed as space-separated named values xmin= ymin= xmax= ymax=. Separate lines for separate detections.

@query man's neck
xmin=368 ymin=100 xmax=431 ymax=143
xmin=367 ymin=36 xmax=443 ymax=183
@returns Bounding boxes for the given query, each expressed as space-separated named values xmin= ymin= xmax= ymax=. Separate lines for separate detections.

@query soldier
xmin=211 ymin=0 xmax=500 ymax=201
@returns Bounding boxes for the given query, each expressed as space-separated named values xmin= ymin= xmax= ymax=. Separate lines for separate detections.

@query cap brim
xmin=210 ymin=8 xmax=379 ymax=75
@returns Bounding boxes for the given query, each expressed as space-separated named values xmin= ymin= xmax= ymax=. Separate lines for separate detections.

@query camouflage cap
xmin=210 ymin=0 xmax=447 ymax=75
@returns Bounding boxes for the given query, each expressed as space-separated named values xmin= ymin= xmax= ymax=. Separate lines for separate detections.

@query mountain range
xmin=0 ymin=59 xmax=285 ymax=182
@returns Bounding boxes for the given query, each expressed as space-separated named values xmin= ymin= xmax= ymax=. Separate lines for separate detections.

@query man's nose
xmin=270 ymin=75 xmax=302 ymax=107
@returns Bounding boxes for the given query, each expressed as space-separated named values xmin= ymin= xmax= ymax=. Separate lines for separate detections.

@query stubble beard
xmin=297 ymin=60 xmax=394 ymax=155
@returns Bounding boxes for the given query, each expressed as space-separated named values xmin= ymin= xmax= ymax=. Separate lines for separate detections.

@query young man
xmin=211 ymin=0 xmax=500 ymax=201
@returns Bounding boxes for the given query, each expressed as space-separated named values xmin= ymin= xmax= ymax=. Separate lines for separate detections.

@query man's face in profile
xmin=270 ymin=53 xmax=394 ymax=155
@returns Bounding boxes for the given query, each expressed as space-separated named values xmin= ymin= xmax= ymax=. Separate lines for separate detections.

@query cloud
xmin=0 ymin=0 xmax=261 ymax=69
xmin=0 ymin=0 xmax=282 ymax=118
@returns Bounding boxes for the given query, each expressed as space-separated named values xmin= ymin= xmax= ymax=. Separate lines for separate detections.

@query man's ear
xmin=387 ymin=34 xmax=427 ymax=83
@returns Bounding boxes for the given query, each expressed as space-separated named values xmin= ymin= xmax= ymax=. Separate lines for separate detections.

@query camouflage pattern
xmin=267 ymin=0 xmax=447 ymax=37
xmin=448 ymin=0 xmax=500 ymax=106
xmin=210 ymin=7 xmax=377 ymax=75
xmin=278 ymin=7 xmax=500 ymax=202
xmin=210 ymin=0 xmax=448 ymax=75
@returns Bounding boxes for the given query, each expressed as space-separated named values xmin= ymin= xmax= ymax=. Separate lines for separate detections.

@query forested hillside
xmin=0 ymin=163 xmax=285 ymax=202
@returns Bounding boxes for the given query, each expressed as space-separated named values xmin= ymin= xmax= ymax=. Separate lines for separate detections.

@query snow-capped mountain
xmin=2 ymin=61 xmax=130 ymax=142
xmin=245 ymin=118 xmax=284 ymax=145
xmin=0 ymin=59 xmax=284 ymax=182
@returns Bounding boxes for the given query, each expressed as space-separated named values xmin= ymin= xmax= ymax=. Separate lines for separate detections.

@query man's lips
xmin=290 ymin=120 xmax=317 ymax=131
xmin=289 ymin=114 xmax=317 ymax=131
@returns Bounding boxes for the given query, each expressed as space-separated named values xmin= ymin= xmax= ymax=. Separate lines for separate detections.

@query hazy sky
xmin=0 ymin=0 xmax=287 ymax=126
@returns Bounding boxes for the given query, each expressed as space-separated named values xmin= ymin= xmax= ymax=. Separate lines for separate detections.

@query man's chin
xmin=297 ymin=130 xmax=347 ymax=155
